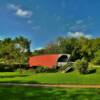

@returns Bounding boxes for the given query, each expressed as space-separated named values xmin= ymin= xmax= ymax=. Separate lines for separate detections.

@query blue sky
xmin=0 ymin=0 xmax=100 ymax=50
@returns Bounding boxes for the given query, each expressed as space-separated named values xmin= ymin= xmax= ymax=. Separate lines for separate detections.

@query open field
xmin=0 ymin=67 xmax=100 ymax=84
xmin=0 ymin=86 xmax=100 ymax=100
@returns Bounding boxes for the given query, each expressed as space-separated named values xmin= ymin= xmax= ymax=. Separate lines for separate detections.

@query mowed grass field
xmin=0 ymin=67 xmax=100 ymax=100
xmin=0 ymin=67 xmax=100 ymax=84
xmin=0 ymin=86 xmax=100 ymax=100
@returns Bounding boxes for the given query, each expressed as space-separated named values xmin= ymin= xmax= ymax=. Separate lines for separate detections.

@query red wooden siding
xmin=28 ymin=54 xmax=60 ymax=68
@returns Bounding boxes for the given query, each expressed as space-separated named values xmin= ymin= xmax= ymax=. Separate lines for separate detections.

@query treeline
xmin=0 ymin=36 xmax=100 ymax=66
xmin=0 ymin=36 xmax=31 ymax=65
xmin=33 ymin=36 xmax=100 ymax=65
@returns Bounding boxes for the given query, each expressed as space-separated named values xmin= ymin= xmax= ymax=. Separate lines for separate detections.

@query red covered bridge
xmin=28 ymin=54 xmax=70 ymax=69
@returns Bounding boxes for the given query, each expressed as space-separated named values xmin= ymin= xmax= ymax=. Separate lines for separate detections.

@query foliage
xmin=33 ymin=66 xmax=47 ymax=73
xmin=32 ymin=66 xmax=57 ymax=73
xmin=0 ymin=64 xmax=15 ymax=72
xmin=91 ymin=50 xmax=100 ymax=65
xmin=92 ymin=57 xmax=100 ymax=65
xmin=32 ymin=37 xmax=100 ymax=62
xmin=74 ymin=58 xmax=88 ymax=74
xmin=0 ymin=64 xmax=28 ymax=72
xmin=45 ymin=68 xmax=57 ymax=72
xmin=0 ymin=35 xmax=100 ymax=72
xmin=0 ymin=36 xmax=31 ymax=65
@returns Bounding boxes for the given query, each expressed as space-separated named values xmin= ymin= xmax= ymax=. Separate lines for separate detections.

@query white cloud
xmin=33 ymin=47 xmax=43 ymax=51
xmin=7 ymin=4 xmax=19 ymax=10
xmin=67 ymin=32 xmax=92 ymax=39
xmin=35 ymin=47 xmax=43 ymax=50
xmin=7 ymin=4 xmax=32 ymax=18
xmin=0 ymin=33 xmax=8 ymax=40
xmin=68 ymin=20 xmax=86 ymax=31
xmin=16 ymin=9 xmax=32 ymax=17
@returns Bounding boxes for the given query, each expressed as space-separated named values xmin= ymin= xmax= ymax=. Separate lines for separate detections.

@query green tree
xmin=0 ymin=36 xmax=31 ymax=71
xmin=74 ymin=58 xmax=88 ymax=74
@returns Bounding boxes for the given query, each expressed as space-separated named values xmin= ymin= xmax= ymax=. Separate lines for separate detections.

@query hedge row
xmin=0 ymin=64 xmax=28 ymax=72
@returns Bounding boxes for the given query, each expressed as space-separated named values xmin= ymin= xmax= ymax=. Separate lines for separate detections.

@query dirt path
xmin=0 ymin=83 xmax=100 ymax=88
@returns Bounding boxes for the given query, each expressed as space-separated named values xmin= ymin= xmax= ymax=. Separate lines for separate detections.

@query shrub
xmin=74 ymin=60 xmax=81 ymax=69
xmin=91 ymin=57 xmax=100 ymax=65
xmin=31 ymin=66 xmax=58 ymax=73
xmin=34 ymin=66 xmax=46 ymax=73
xmin=0 ymin=63 xmax=28 ymax=72
xmin=0 ymin=64 xmax=14 ymax=72
xmin=91 ymin=50 xmax=100 ymax=65
xmin=74 ymin=59 xmax=88 ymax=74
xmin=45 ymin=68 xmax=57 ymax=72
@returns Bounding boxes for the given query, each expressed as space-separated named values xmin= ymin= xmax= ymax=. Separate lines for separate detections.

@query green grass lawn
xmin=0 ymin=86 xmax=100 ymax=100
xmin=0 ymin=68 xmax=100 ymax=84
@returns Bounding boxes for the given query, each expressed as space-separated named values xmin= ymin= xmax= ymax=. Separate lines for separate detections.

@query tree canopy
xmin=32 ymin=36 xmax=100 ymax=64
xmin=0 ymin=36 xmax=31 ymax=65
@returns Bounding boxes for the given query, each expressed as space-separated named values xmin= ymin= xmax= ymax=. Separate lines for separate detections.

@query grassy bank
xmin=0 ymin=68 xmax=100 ymax=84
xmin=0 ymin=86 xmax=100 ymax=100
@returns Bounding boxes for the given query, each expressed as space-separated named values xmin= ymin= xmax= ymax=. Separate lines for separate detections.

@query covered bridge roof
xmin=28 ymin=54 xmax=70 ymax=68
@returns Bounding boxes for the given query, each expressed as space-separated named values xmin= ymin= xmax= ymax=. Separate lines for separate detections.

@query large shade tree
xmin=0 ymin=36 xmax=31 ymax=65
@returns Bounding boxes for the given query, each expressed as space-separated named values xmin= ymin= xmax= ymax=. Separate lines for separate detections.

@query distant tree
xmin=32 ymin=49 xmax=47 ymax=55
xmin=45 ymin=42 xmax=61 ymax=54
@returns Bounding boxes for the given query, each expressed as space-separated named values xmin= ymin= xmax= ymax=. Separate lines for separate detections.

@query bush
xmin=45 ymin=68 xmax=57 ymax=72
xmin=34 ymin=66 xmax=46 ymax=73
xmin=31 ymin=66 xmax=58 ymax=73
xmin=74 ymin=60 xmax=81 ymax=69
xmin=74 ymin=59 xmax=88 ymax=74
xmin=91 ymin=57 xmax=100 ymax=65
xmin=0 ymin=64 xmax=14 ymax=72
xmin=91 ymin=50 xmax=100 ymax=65
xmin=0 ymin=64 xmax=28 ymax=72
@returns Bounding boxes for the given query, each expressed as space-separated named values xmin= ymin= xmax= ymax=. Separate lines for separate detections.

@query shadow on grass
xmin=0 ymin=86 xmax=100 ymax=100
xmin=88 ymin=69 xmax=96 ymax=74
xmin=0 ymin=80 xmax=39 ymax=84
xmin=0 ymin=75 xmax=29 ymax=78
